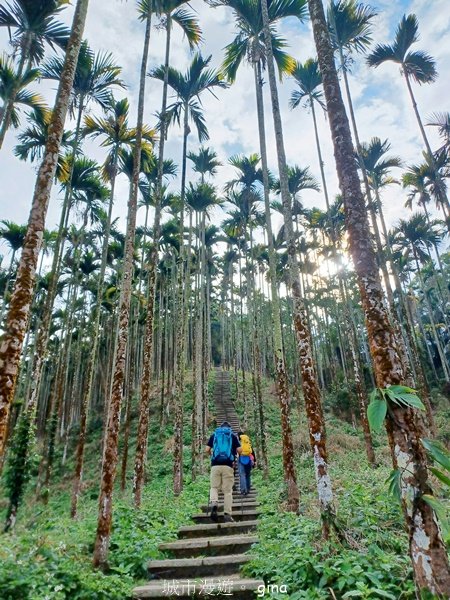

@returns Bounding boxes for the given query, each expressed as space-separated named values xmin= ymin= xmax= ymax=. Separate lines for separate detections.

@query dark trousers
xmin=238 ymin=460 xmax=251 ymax=493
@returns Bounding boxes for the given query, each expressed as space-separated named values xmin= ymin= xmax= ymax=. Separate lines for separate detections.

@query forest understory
xmin=0 ymin=371 xmax=449 ymax=599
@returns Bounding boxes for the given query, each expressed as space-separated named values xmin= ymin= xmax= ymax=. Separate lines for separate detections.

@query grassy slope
xmin=0 ymin=370 xmax=448 ymax=599
xmin=233 ymin=375 xmax=449 ymax=600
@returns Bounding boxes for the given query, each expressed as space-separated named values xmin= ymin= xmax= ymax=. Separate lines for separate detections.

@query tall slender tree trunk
xmin=133 ymin=10 xmax=175 ymax=508
xmin=0 ymin=0 xmax=90 ymax=460
xmin=309 ymin=0 xmax=450 ymax=592
xmin=403 ymin=73 xmax=450 ymax=228
xmin=24 ymin=99 xmax=85 ymax=442
xmin=337 ymin=49 xmax=413 ymax=388
xmin=0 ymin=251 xmax=17 ymax=326
xmin=133 ymin=11 xmax=173 ymax=504
xmin=92 ymin=4 xmax=152 ymax=569
xmin=261 ymin=0 xmax=334 ymax=528
xmin=71 ymin=150 xmax=119 ymax=518
xmin=253 ymin=56 xmax=292 ymax=493
xmin=172 ymin=103 xmax=190 ymax=496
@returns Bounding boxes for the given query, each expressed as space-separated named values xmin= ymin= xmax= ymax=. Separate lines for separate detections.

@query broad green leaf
xmin=395 ymin=394 xmax=425 ymax=410
xmin=387 ymin=385 xmax=417 ymax=395
xmin=384 ymin=388 xmax=424 ymax=410
xmin=386 ymin=468 xmax=402 ymax=501
xmin=422 ymin=439 xmax=450 ymax=471
xmin=430 ymin=467 xmax=450 ymax=488
xmin=367 ymin=398 xmax=387 ymax=432
xmin=369 ymin=388 xmax=379 ymax=404
xmin=423 ymin=494 xmax=449 ymax=539
xmin=373 ymin=590 xmax=397 ymax=600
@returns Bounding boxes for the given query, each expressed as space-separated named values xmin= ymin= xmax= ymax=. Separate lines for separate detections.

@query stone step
xmin=221 ymin=488 xmax=257 ymax=494
xmin=147 ymin=554 xmax=252 ymax=579
xmin=159 ymin=534 xmax=258 ymax=558
xmin=178 ymin=520 xmax=258 ymax=539
xmin=217 ymin=495 xmax=258 ymax=502
xmin=192 ymin=510 xmax=260 ymax=523
xmin=200 ymin=502 xmax=259 ymax=513
xmin=133 ymin=575 xmax=265 ymax=598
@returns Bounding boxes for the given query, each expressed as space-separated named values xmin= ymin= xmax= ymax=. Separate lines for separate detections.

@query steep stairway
xmin=133 ymin=370 xmax=264 ymax=598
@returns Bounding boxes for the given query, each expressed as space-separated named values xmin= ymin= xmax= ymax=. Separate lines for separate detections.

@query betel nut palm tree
xmin=259 ymin=0 xmax=338 ymax=525
xmin=23 ymin=41 xmax=125 ymax=454
xmin=0 ymin=0 xmax=90 ymax=461
xmin=216 ymin=0 xmax=308 ymax=512
xmin=0 ymin=54 xmax=48 ymax=143
xmin=151 ymin=52 xmax=227 ymax=495
xmin=132 ymin=0 xmax=201 ymax=508
xmin=70 ymin=98 xmax=156 ymax=519
xmin=0 ymin=0 xmax=70 ymax=148
xmin=367 ymin=14 xmax=449 ymax=223
xmin=93 ymin=0 xmax=154 ymax=569
xmin=308 ymin=0 xmax=450 ymax=593
xmin=290 ymin=58 xmax=331 ymax=209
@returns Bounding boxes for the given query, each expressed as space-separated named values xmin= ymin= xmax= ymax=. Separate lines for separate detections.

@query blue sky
xmin=0 ymin=0 xmax=449 ymax=261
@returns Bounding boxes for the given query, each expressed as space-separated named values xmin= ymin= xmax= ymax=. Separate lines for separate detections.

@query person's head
xmin=237 ymin=430 xmax=244 ymax=438
xmin=221 ymin=421 xmax=231 ymax=429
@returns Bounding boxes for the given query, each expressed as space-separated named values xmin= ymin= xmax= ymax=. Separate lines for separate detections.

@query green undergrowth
xmin=231 ymin=374 xmax=448 ymax=599
xmin=0 ymin=369 xmax=447 ymax=599
xmin=0 ymin=377 xmax=210 ymax=599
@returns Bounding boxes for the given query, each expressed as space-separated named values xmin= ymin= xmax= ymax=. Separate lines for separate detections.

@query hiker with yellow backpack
xmin=237 ymin=430 xmax=256 ymax=496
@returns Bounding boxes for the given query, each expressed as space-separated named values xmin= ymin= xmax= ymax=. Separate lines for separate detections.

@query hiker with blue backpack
xmin=205 ymin=421 xmax=241 ymax=523
xmin=237 ymin=430 xmax=256 ymax=496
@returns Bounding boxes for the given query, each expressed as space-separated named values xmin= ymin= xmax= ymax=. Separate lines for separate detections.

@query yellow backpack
xmin=240 ymin=434 xmax=252 ymax=456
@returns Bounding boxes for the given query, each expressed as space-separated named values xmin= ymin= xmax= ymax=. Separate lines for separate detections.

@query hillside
xmin=1 ymin=371 xmax=448 ymax=599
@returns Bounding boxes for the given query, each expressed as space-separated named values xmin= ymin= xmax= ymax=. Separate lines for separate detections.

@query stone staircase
xmin=133 ymin=370 xmax=264 ymax=598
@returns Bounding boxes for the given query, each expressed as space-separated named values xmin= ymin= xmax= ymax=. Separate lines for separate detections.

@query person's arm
xmin=205 ymin=434 xmax=214 ymax=456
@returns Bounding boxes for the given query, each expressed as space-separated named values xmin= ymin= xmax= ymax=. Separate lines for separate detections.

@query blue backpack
xmin=212 ymin=427 xmax=234 ymax=462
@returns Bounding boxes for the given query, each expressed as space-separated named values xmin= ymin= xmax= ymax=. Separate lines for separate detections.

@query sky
xmin=0 ymin=0 xmax=449 ymax=261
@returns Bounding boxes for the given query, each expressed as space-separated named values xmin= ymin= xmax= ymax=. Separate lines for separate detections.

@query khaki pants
xmin=210 ymin=465 xmax=234 ymax=515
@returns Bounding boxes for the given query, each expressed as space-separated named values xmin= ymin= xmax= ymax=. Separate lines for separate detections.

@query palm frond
xmin=403 ymin=50 xmax=437 ymax=84
xmin=172 ymin=7 xmax=202 ymax=49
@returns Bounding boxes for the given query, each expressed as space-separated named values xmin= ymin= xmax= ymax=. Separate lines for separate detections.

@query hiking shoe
xmin=223 ymin=514 xmax=234 ymax=523
xmin=210 ymin=504 xmax=218 ymax=523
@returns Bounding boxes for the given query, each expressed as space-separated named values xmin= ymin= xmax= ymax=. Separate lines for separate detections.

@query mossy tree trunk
xmin=0 ymin=0 xmax=90 ymax=460
xmin=308 ymin=0 xmax=450 ymax=592
xmin=92 ymin=3 xmax=152 ymax=569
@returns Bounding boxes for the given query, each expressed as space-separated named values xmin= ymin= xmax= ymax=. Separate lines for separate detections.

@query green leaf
xmin=386 ymin=385 xmax=417 ymax=395
xmin=386 ymin=468 xmax=402 ymax=501
xmin=369 ymin=388 xmax=379 ymax=403
xmin=373 ymin=589 xmax=397 ymax=600
xmin=430 ymin=467 xmax=450 ymax=489
xmin=367 ymin=397 xmax=387 ymax=432
xmin=384 ymin=387 xmax=425 ymax=410
xmin=422 ymin=439 xmax=450 ymax=472
xmin=423 ymin=495 xmax=449 ymax=539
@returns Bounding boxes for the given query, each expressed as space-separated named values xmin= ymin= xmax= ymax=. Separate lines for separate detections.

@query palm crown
xmin=0 ymin=53 xmax=47 ymax=127
xmin=83 ymin=97 xmax=156 ymax=180
xmin=217 ymin=0 xmax=308 ymax=82
xmin=14 ymin=106 xmax=71 ymax=166
xmin=367 ymin=14 xmax=437 ymax=84
xmin=150 ymin=53 xmax=228 ymax=143
xmin=41 ymin=41 xmax=125 ymax=114
xmin=188 ymin=146 xmax=222 ymax=181
xmin=0 ymin=0 xmax=70 ymax=65
xmin=328 ymin=0 xmax=377 ymax=60
xmin=358 ymin=137 xmax=402 ymax=190
xmin=289 ymin=58 xmax=325 ymax=110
